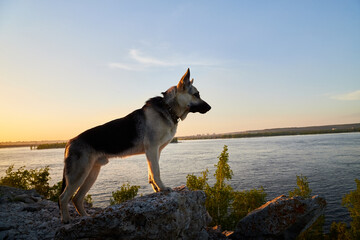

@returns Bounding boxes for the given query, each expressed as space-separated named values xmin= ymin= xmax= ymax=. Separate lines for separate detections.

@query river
xmin=1 ymin=132 xmax=359 ymax=231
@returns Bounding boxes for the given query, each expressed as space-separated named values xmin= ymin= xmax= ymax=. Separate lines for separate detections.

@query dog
xmin=59 ymin=68 xmax=211 ymax=223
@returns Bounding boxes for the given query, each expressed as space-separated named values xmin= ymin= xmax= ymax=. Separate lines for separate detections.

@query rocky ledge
xmin=0 ymin=185 xmax=100 ymax=239
xmin=0 ymin=185 xmax=326 ymax=240
xmin=230 ymin=195 xmax=327 ymax=240
xmin=55 ymin=186 xmax=210 ymax=240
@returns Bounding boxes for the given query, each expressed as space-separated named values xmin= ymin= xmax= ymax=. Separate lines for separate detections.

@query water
xmin=1 ymin=132 xmax=359 ymax=231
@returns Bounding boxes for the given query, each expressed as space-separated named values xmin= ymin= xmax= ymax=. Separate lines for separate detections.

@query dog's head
xmin=163 ymin=68 xmax=211 ymax=121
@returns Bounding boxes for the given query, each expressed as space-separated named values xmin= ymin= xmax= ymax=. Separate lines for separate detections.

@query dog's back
xmin=74 ymin=109 xmax=146 ymax=155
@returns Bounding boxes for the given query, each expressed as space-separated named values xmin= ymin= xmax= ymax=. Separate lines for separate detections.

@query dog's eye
xmin=193 ymin=92 xmax=200 ymax=98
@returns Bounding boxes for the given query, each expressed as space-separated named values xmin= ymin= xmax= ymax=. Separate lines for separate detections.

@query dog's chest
xmin=144 ymin=108 xmax=177 ymax=144
xmin=155 ymin=120 xmax=177 ymax=145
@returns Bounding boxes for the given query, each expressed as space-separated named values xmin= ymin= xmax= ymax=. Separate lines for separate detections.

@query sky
xmin=0 ymin=1 xmax=359 ymax=142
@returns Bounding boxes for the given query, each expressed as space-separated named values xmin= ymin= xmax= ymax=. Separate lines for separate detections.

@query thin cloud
xmin=331 ymin=90 xmax=360 ymax=101
xmin=109 ymin=49 xmax=217 ymax=70
xmin=108 ymin=62 xmax=139 ymax=71
xmin=129 ymin=49 xmax=172 ymax=66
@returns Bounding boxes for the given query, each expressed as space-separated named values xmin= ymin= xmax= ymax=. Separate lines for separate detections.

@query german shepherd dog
xmin=59 ymin=68 xmax=211 ymax=223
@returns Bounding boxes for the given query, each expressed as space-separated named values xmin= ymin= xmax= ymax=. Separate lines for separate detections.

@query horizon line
xmin=1 ymin=122 xmax=359 ymax=144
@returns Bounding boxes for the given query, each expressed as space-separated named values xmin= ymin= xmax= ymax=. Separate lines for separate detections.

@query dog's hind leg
xmin=72 ymin=162 xmax=102 ymax=216
xmin=59 ymin=155 xmax=94 ymax=223
xmin=59 ymin=178 xmax=85 ymax=223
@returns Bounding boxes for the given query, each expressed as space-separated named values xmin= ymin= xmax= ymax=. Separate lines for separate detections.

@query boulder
xmin=0 ymin=185 xmax=96 ymax=240
xmin=230 ymin=195 xmax=326 ymax=240
xmin=0 ymin=185 xmax=327 ymax=240
xmin=55 ymin=186 xmax=211 ymax=240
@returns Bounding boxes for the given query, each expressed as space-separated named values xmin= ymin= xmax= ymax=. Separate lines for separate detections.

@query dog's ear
xmin=177 ymin=68 xmax=191 ymax=91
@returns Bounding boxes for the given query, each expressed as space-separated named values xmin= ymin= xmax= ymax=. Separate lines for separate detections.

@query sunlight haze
xmin=0 ymin=1 xmax=359 ymax=142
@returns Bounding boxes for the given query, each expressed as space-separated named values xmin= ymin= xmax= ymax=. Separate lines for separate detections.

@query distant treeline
xmin=0 ymin=140 xmax=66 ymax=149
xmin=1 ymin=123 xmax=359 ymax=148
xmin=35 ymin=142 xmax=67 ymax=150
xmin=178 ymin=126 xmax=360 ymax=141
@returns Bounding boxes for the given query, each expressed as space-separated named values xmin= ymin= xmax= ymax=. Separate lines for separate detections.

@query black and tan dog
xmin=59 ymin=68 xmax=211 ymax=223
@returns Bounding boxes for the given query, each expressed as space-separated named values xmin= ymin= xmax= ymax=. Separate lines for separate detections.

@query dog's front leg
xmin=145 ymin=146 xmax=170 ymax=192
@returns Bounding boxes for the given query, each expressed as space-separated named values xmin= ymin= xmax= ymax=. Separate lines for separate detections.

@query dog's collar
xmin=166 ymin=105 xmax=180 ymax=124
xmin=144 ymin=97 xmax=179 ymax=124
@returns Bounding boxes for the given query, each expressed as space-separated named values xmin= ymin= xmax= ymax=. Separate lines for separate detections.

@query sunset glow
xmin=0 ymin=1 xmax=359 ymax=142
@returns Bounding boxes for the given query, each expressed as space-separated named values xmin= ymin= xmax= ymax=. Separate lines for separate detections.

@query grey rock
xmin=230 ymin=195 xmax=326 ymax=240
xmin=55 ymin=186 xmax=211 ymax=240
xmin=206 ymin=226 xmax=230 ymax=240
xmin=0 ymin=186 xmax=210 ymax=240
xmin=0 ymin=231 xmax=9 ymax=240
xmin=22 ymin=204 xmax=42 ymax=212
xmin=0 ymin=223 xmax=15 ymax=231
xmin=13 ymin=193 xmax=36 ymax=203
xmin=0 ymin=186 xmax=98 ymax=240
xmin=0 ymin=185 xmax=327 ymax=240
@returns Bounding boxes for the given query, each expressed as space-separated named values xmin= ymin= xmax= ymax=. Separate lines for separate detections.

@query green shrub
xmin=0 ymin=165 xmax=51 ymax=198
xmin=36 ymin=142 xmax=66 ymax=150
xmin=110 ymin=182 xmax=140 ymax=205
xmin=291 ymin=177 xmax=360 ymax=240
xmin=341 ymin=179 xmax=360 ymax=240
xmin=232 ymin=187 xmax=267 ymax=220
xmin=207 ymin=145 xmax=234 ymax=228
xmin=84 ymin=194 xmax=93 ymax=207
xmin=289 ymin=174 xmax=312 ymax=199
xmin=48 ymin=180 xmax=63 ymax=202
xmin=328 ymin=221 xmax=351 ymax=240
xmin=0 ymin=165 xmax=92 ymax=205
xmin=206 ymin=180 xmax=234 ymax=228
xmin=214 ymin=145 xmax=233 ymax=189
xmin=187 ymin=145 xmax=266 ymax=230
xmin=187 ymin=169 xmax=208 ymax=191
xmin=0 ymin=165 xmax=31 ymax=190
xmin=297 ymin=215 xmax=326 ymax=240
xmin=288 ymin=174 xmax=325 ymax=240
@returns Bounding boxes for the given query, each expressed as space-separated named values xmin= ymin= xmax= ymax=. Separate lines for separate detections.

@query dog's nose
xmin=200 ymin=102 xmax=211 ymax=114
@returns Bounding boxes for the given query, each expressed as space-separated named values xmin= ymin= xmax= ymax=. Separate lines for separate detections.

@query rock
xmin=0 ymin=185 xmax=100 ymax=240
xmin=22 ymin=204 xmax=42 ymax=212
xmin=0 ymin=185 xmax=327 ymax=240
xmin=13 ymin=193 xmax=36 ymax=203
xmin=230 ymin=195 xmax=326 ymax=240
xmin=206 ymin=226 xmax=230 ymax=240
xmin=55 ymin=186 xmax=211 ymax=240
xmin=0 ymin=223 xmax=15 ymax=231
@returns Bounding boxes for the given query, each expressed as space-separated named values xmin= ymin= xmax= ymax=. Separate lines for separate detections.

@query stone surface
xmin=0 ymin=185 xmax=327 ymax=240
xmin=206 ymin=226 xmax=233 ymax=240
xmin=55 ymin=186 xmax=211 ymax=240
xmin=230 ymin=195 xmax=326 ymax=240
xmin=0 ymin=185 xmax=210 ymax=240
xmin=0 ymin=185 xmax=100 ymax=240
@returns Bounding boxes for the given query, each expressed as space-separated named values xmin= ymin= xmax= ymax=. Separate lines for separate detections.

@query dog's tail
xmin=58 ymin=169 xmax=66 ymax=209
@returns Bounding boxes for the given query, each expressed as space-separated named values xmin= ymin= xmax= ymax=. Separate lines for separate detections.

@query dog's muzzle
xmin=189 ymin=101 xmax=211 ymax=114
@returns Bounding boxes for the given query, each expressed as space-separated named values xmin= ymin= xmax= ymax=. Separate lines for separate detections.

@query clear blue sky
xmin=0 ymin=1 xmax=359 ymax=141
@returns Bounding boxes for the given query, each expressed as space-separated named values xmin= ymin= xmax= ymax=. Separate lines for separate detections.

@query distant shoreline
xmin=0 ymin=140 xmax=67 ymax=149
xmin=1 ymin=123 xmax=359 ymax=148
xmin=178 ymin=123 xmax=360 ymax=141
xmin=35 ymin=142 xmax=66 ymax=150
